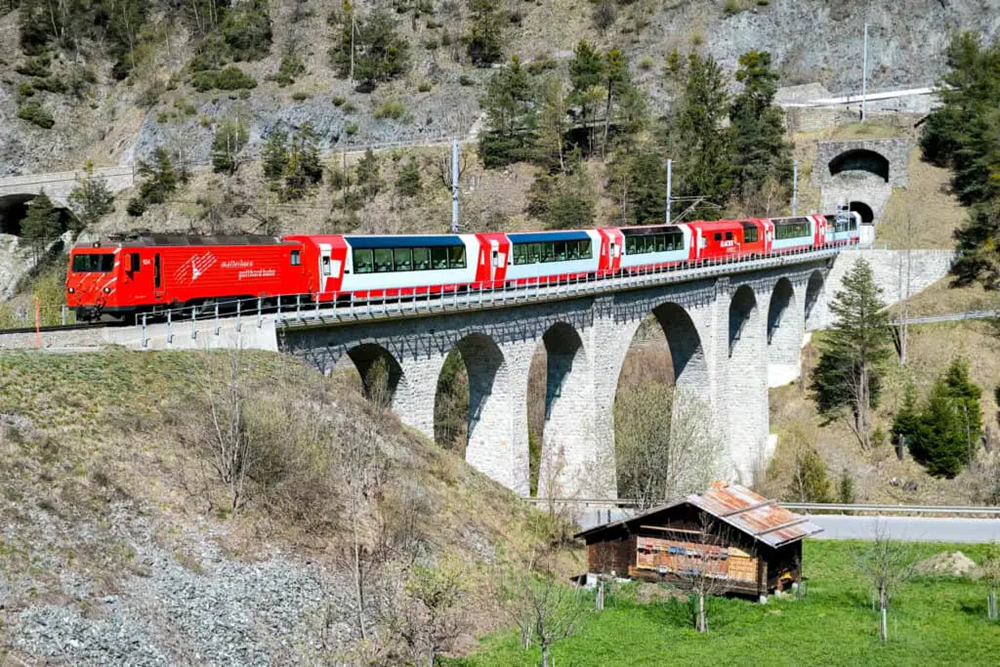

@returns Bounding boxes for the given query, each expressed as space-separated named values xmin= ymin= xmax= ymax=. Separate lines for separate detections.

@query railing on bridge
xmin=524 ymin=497 xmax=1000 ymax=516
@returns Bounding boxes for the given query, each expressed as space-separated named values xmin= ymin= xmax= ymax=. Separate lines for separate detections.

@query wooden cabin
xmin=574 ymin=482 xmax=822 ymax=598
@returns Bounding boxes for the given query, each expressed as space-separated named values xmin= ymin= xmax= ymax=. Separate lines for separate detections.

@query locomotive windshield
xmin=71 ymin=253 xmax=114 ymax=272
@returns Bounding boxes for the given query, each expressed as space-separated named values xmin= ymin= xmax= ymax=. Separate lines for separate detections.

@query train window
xmin=744 ymin=227 xmax=758 ymax=243
xmin=354 ymin=249 xmax=374 ymax=274
xmin=394 ymin=248 xmax=413 ymax=272
xmin=374 ymin=248 xmax=393 ymax=272
xmin=322 ymin=257 xmax=332 ymax=276
xmin=775 ymin=220 xmax=810 ymax=240
xmin=413 ymin=247 xmax=431 ymax=270
xmin=290 ymin=250 xmax=301 ymax=266
xmin=568 ymin=242 xmax=580 ymax=260
xmin=542 ymin=243 xmax=555 ymax=262
xmin=448 ymin=245 xmax=466 ymax=269
xmin=528 ymin=243 xmax=541 ymax=264
xmin=154 ymin=254 xmax=161 ymax=288
xmin=554 ymin=241 xmax=566 ymax=261
xmin=512 ymin=244 xmax=527 ymax=265
xmin=725 ymin=232 xmax=733 ymax=241
xmin=431 ymin=247 xmax=449 ymax=270
xmin=129 ymin=253 xmax=141 ymax=272
xmin=580 ymin=240 xmax=592 ymax=258
xmin=71 ymin=253 xmax=114 ymax=272
xmin=714 ymin=233 xmax=722 ymax=241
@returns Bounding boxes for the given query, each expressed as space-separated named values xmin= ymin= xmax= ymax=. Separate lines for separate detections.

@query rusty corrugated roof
xmin=687 ymin=482 xmax=823 ymax=547
xmin=573 ymin=482 xmax=822 ymax=546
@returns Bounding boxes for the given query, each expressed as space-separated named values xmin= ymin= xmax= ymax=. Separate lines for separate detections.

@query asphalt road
xmin=807 ymin=514 xmax=1000 ymax=543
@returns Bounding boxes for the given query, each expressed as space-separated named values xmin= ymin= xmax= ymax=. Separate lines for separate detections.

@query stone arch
xmin=535 ymin=322 xmax=595 ymax=498
xmin=643 ymin=302 xmax=709 ymax=398
xmin=344 ymin=343 xmax=405 ymax=403
xmin=848 ymin=200 xmax=875 ymax=224
xmin=766 ymin=278 xmax=803 ymax=387
xmin=804 ymin=270 xmax=826 ymax=331
xmin=828 ymin=149 xmax=890 ymax=183
xmin=443 ymin=333 xmax=515 ymax=486
xmin=726 ymin=284 xmax=768 ymax=480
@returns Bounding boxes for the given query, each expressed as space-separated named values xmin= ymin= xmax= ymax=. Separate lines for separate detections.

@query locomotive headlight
xmin=103 ymin=287 xmax=111 ymax=294
xmin=68 ymin=287 xmax=75 ymax=294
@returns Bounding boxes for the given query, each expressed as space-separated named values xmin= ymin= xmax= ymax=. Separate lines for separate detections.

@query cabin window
xmin=624 ymin=232 xmax=682 ymax=255
xmin=354 ymin=249 xmax=374 ymax=274
xmin=71 ymin=254 xmax=114 ymax=273
xmin=290 ymin=250 xmax=301 ymax=266
xmin=512 ymin=239 xmax=593 ymax=265
xmin=714 ymin=233 xmax=722 ymax=241
xmin=413 ymin=247 xmax=431 ymax=270
xmin=430 ymin=247 xmax=448 ymax=269
xmin=725 ymin=232 xmax=733 ymax=241
xmin=744 ymin=227 xmax=759 ymax=243
xmin=448 ymin=245 xmax=466 ymax=269
xmin=775 ymin=220 xmax=810 ymax=240
xmin=374 ymin=248 xmax=393 ymax=272
xmin=394 ymin=248 xmax=412 ymax=272
xmin=322 ymin=256 xmax=332 ymax=276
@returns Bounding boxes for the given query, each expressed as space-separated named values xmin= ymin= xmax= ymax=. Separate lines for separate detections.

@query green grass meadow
xmin=449 ymin=541 xmax=1000 ymax=667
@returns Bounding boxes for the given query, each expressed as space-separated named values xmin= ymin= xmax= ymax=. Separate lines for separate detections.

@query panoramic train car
xmin=615 ymin=224 xmax=692 ymax=271
xmin=770 ymin=215 xmax=818 ymax=253
xmin=505 ymin=229 xmax=602 ymax=285
xmin=66 ymin=234 xmax=307 ymax=320
xmin=825 ymin=211 xmax=861 ymax=246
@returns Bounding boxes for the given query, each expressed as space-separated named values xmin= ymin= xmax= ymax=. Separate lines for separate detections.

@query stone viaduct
xmin=813 ymin=137 xmax=911 ymax=229
xmin=274 ymin=259 xmax=833 ymax=499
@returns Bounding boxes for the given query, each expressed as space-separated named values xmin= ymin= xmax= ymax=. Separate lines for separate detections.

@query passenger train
xmin=66 ymin=213 xmax=859 ymax=321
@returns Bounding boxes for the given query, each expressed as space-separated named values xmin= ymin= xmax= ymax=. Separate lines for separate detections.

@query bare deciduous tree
xmin=676 ymin=514 xmax=733 ymax=633
xmin=982 ymin=543 xmax=1000 ymax=621
xmin=853 ymin=520 xmax=916 ymax=641
xmin=390 ymin=564 xmax=465 ymax=666
xmin=492 ymin=552 xmax=589 ymax=667
xmin=615 ymin=384 xmax=723 ymax=509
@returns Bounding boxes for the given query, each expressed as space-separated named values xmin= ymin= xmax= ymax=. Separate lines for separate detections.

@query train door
xmin=814 ymin=215 xmax=827 ymax=247
xmin=319 ymin=243 xmax=342 ymax=294
xmin=154 ymin=253 xmax=164 ymax=301
xmin=489 ymin=238 xmax=509 ymax=284
xmin=124 ymin=250 xmax=149 ymax=303
xmin=762 ymin=219 xmax=774 ymax=254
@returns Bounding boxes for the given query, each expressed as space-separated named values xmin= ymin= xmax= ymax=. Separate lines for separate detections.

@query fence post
xmin=167 ymin=309 xmax=173 ymax=345
xmin=257 ymin=297 xmax=262 ymax=328
xmin=61 ymin=305 xmax=66 ymax=326
xmin=141 ymin=313 xmax=148 ymax=349
xmin=236 ymin=299 xmax=242 ymax=332
xmin=214 ymin=303 xmax=220 ymax=336
xmin=191 ymin=307 xmax=197 ymax=340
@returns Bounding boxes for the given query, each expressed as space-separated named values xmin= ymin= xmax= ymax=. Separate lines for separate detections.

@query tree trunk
xmin=603 ymin=85 xmax=612 ymax=157
xmin=697 ymin=590 xmax=707 ymax=633
xmin=541 ymin=642 xmax=550 ymax=667
xmin=596 ymin=578 xmax=605 ymax=611
xmin=879 ymin=589 xmax=888 ymax=641
xmin=989 ymin=588 xmax=997 ymax=620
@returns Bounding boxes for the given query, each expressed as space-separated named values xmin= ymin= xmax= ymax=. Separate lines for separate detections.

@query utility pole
xmin=665 ymin=158 xmax=672 ymax=225
xmin=861 ymin=22 xmax=869 ymax=122
xmin=451 ymin=140 xmax=460 ymax=234
xmin=792 ymin=160 xmax=798 ymax=216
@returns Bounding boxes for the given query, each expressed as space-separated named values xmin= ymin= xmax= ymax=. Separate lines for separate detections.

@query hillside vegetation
xmin=0 ymin=348 xmax=577 ymax=663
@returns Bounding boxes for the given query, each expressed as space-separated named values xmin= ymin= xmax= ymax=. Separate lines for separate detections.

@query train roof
xmin=344 ymin=235 xmax=464 ymax=248
xmin=507 ymin=230 xmax=592 ymax=243
xmin=79 ymin=233 xmax=287 ymax=248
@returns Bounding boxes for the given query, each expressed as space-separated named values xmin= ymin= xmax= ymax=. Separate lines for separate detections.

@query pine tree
xmin=136 ymin=147 xmax=179 ymax=205
xmin=606 ymin=147 xmax=665 ymax=226
xmin=911 ymin=377 xmax=970 ymax=478
xmin=525 ymin=158 xmax=595 ymax=229
xmin=355 ymin=148 xmax=383 ymax=201
xmin=67 ymin=161 xmax=114 ymax=232
xmin=788 ymin=447 xmax=833 ymax=503
xmin=811 ymin=259 xmax=891 ymax=449
xmin=478 ymin=56 xmax=537 ymax=168
xmin=666 ymin=53 xmax=733 ymax=219
xmin=837 ymin=468 xmax=856 ymax=504
xmin=943 ymin=357 xmax=983 ymax=462
xmin=330 ymin=8 xmax=410 ymax=91
xmin=600 ymin=48 xmax=631 ymax=155
xmin=282 ymin=124 xmax=323 ymax=200
xmin=892 ymin=381 xmax=921 ymax=458
xmin=262 ymin=129 xmax=288 ymax=181
xmin=210 ymin=118 xmax=249 ymax=175
xmin=21 ymin=192 xmax=63 ymax=261
xmin=466 ymin=0 xmax=505 ymax=66
xmin=568 ymin=40 xmax=604 ymax=155
xmin=537 ymin=76 xmax=569 ymax=172
xmin=729 ymin=50 xmax=792 ymax=207
xmin=394 ymin=157 xmax=422 ymax=198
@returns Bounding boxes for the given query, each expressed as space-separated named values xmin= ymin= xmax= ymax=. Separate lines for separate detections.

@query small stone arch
xmin=535 ymin=322 xmax=595 ymax=498
xmin=766 ymin=278 xmax=803 ymax=387
xmin=442 ymin=333 xmax=514 ymax=483
xmin=643 ymin=302 xmax=709 ymax=397
xmin=726 ymin=284 xmax=768 ymax=480
xmin=344 ymin=343 xmax=405 ymax=404
xmin=0 ymin=192 xmax=77 ymax=237
xmin=848 ymin=200 xmax=875 ymax=224
xmin=804 ymin=270 xmax=826 ymax=331
xmin=828 ymin=149 xmax=890 ymax=183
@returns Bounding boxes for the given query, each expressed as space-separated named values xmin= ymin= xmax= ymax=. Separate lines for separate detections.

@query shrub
xmin=592 ymin=1 xmax=616 ymax=31
xmin=638 ymin=55 xmax=655 ymax=71
xmin=271 ymin=54 xmax=305 ymax=87
xmin=220 ymin=0 xmax=273 ymax=61
xmin=458 ymin=74 xmax=474 ymax=86
xmin=192 ymin=66 xmax=257 ymax=92
xmin=126 ymin=197 xmax=148 ymax=217
xmin=395 ymin=157 xmax=422 ymax=197
xmin=345 ymin=123 xmax=359 ymax=135
xmin=291 ymin=91 xmax=311 ymax=101
xmin=417 ymin=81 xmax=432 ymax=92
xmin=424 ymin=38 xmax=439 ymax=50
xmin=33 ymin=76 xmax=67 ymax=94
xmin=332 ymin=95 xmax=346 ymax=107
xmin=15 ymin=55 xmax=52 ymax=78
xmin=526 ymin=53 xmax=557 ymax=75
xmin=723 ymin=0 xmax=742 ymax=16
xmin=17 ymin=101 xmax=54 ymax=129
xmin=374 ymin=99 xmax=407 ymax=120
xmin=17 ymin=81 xmax=35 ymax=97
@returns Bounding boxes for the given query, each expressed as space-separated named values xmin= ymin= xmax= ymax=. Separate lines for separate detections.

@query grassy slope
xmin=878 ymin=148 xmax=967 ymax=250
xmin=449 ymin=540 xmax=1000 ymax=666
xmin=768 ymin=319 xmax=1000 ymax=505
xmin=0 ymin=349 xmax=568 ymax=628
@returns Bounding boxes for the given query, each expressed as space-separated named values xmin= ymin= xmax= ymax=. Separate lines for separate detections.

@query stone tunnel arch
xmin=531 ymin=322 xmax=595 ymax=498
xmin=766 ymin=278 xmax=803 ymax=387
xmin=0 ymin=193 xmax=76 ymax=237
xmin=828 ymin=149 xmax=890 ymax=183
xmin=804 ymin=270 xmax=826 ymax=331
xmin=848 ymin=200 xmax=875 ymax=224
xmin=726 ymin=284 xmax=768 ymax=480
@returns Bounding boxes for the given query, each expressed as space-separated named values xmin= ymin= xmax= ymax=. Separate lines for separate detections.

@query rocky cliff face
xmin=1 ymin=0 xmax=997 ymax=177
